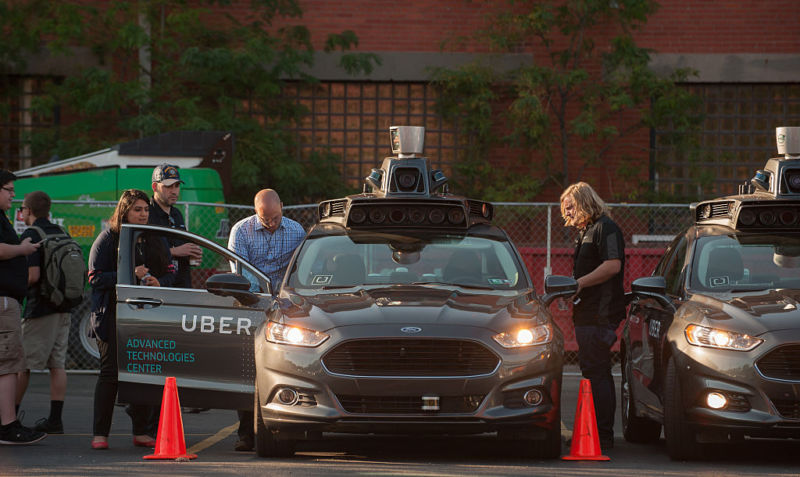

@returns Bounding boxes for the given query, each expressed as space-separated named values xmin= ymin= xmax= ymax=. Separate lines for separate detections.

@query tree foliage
xmin=1 ymin=0 xmax=380 ymax=204
xmin=431 ymin=0 xmax=704 ymax=201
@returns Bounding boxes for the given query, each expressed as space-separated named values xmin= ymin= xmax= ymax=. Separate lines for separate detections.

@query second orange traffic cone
xmin=562 ymin=378 xmax=610 ymax=461
xmin=143 ymin=377 xmax=197 ymax=460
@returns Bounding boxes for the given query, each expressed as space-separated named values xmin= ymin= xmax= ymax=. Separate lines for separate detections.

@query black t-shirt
xmin=21 ymin=217 xmax=66 ymax=318
xmin=148 ymin=198 xmax=190 ymax=288
xmin=572 ymin=214 xmax=626 ymax=326
xmin=0 ymin=212 xmax=27 ymax=303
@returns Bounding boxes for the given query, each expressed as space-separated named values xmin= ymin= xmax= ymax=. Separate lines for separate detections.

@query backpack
xmin=30 ymin=225 xmax=87 ymax=311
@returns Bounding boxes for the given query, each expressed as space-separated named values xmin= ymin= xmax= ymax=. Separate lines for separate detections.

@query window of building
xmin=284 ymin=81 xmax=465 ymax=188
xmin=0 ymin=76 xmax=56 ymax=171
xmin=654 ymin=83 xmax=800 ymax=200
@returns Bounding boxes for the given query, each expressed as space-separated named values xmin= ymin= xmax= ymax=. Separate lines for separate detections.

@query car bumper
xmin=671 ymin=327 xmax=800 ymax=439
xmin=255 ymin=323 xmax=563 ymax=436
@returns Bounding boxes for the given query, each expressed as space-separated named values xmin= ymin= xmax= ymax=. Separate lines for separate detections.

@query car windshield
xmin=690 ymin=232 xmax=800 ymax=292
xmin=287 ymin=231 xmax=529 ymax=291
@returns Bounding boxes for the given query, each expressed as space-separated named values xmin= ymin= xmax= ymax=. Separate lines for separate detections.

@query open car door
xmin=115 ymin=224 xmax=274 ymax=410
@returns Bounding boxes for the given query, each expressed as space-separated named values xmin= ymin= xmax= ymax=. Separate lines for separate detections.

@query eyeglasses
xmin=1 ymin=186 xmax=14 ymax=194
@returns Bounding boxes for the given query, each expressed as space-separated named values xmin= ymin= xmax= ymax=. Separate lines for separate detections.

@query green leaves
xmin=433 ymin=0 xmax=701 ymax=201
xmin=2 ymin=0 xmax=378 ymax=204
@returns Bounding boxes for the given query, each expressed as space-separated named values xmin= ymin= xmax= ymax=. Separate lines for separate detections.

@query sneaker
xmin=34 ymin=417 xmax=64 ymax=434
xmin=234 ymin=436 xmax=254 ymax=452
xmin=0 ymin=420 xmax=47 ymax=445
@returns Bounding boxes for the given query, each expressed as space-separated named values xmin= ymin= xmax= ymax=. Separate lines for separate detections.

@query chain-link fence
xmin=11 ymin=200 xmax=692 ymax=369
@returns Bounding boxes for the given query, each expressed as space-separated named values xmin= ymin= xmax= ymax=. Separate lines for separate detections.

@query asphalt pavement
xmin=3 ymin=368 xmax=800 ymax=476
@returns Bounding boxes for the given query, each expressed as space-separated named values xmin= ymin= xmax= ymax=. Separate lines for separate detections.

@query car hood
xmin=687 ymin=289 xmax=800 ymax=335
xmin=275 ymin=286 xmax=545 ymax=332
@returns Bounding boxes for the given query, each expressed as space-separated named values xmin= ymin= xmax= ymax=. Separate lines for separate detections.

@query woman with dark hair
xmin=88 ymin=189 xmax=174 ymax=450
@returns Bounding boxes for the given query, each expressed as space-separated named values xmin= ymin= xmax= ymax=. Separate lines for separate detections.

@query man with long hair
xmin=560 ymin=182 xmax=625 ymax=451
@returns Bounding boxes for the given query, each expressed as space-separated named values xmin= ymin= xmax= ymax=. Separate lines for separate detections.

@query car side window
xmin=144 ymin=229 xmax=270 ymax=293
xmin=663 ymin=237 xmax=688 ymax=296
xmin=654 ymin=235 xmax=683 ymax=277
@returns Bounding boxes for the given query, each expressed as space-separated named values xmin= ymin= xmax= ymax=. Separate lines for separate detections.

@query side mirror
xmin=631 ymin=276 xmax=675 ymax=311
xmin=542 ymin=275 xmax=578 ymax=307
xmin=205 ymin=273 xmax=260 ymax=306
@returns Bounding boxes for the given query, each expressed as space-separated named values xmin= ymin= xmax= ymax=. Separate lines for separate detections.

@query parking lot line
xmin=187 ymin=422 xmax=238 ymax=454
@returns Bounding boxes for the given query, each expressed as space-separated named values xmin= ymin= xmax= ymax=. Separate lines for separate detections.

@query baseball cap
xmin=152 ymin=164 xmax=184 ymax=186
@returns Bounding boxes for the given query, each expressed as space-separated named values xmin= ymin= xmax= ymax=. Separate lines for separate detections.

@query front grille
xmin=322 ymin=339 xmax=499 ymax=376
xmin=756 ymin=345 xmax=800 ymax=381
xmin=771 ymin=399 xmax=800 ymax=419
xmin=337 ymin=394 xmax=485 ymax=414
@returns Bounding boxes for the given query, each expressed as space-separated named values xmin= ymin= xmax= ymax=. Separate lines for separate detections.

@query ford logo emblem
xmin=401 ymin=326 xmax=422 ymax=334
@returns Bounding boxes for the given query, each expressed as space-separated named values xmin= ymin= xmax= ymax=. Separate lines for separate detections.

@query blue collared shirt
xmin=227 ymin=214 xmax=306 ymax=293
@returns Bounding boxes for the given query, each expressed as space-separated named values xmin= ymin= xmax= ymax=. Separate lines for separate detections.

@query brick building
xmin=3 ymin=0 xmax=799 ymax=201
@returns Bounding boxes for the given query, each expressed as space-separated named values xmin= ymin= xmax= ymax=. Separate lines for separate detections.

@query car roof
xmin=306 ymin=222 xmax=511 ymax=240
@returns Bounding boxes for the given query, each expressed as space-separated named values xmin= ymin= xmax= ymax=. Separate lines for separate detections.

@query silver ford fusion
xmin=252 ymin=127 xmax=567 ymax=458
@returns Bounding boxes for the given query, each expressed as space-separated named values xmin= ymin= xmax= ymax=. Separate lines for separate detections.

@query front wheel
xmin=664 ymin=357 xmax=701 ymax=460
xmin=498 ymin=406 xmax=562 ymax=459
xmin=621 ymin=355 xmax=661 ymax=443
xmin=254 ymin=390 xmax=296 ymax=458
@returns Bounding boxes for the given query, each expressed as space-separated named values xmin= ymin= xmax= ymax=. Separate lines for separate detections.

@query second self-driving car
xmin=621 ymin=127 xmax=800 ymax=460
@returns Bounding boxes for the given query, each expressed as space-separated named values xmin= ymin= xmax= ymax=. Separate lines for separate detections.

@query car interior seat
xmin=330 ymin=253 xmax=366 ymax=286
xmin=443 ymin=250 xmax=482 ymax=283
xmin=705 ymin=247 xmax=744 ymax=286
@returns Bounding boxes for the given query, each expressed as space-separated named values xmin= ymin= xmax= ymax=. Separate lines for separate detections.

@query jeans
xmin=94 ymin=337 xmax=157 ymax=437
xmin=574 ymin=324 xmax=618 ymax=442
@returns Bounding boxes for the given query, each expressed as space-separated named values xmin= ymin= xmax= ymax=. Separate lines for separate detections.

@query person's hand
xmin=143 ymin=275 xmax=160 ymax=287
xmin=172 ymin=243 xmax=202 ymax=258
xmin=18 ymin=237 xmax=40 ymax=256
xmin=572 ymin=277 xmax=584 ymax=300
xmin=188 ymin=244 xmax=202 ymax=260
xmin=135 ymin=265 xmax=150 ymax=280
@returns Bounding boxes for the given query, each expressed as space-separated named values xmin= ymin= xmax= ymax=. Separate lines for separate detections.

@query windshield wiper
xmin=409 ymin=281 xmax=493 ymax=290
xmin=728 ymin=287 xmax=769 ymax=293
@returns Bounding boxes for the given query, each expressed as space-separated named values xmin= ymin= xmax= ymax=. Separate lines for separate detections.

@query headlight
xmin=266 ymin=322 xmax=329 ymax=347
xmin=493 ymin=324 xmax=552 ymax=348
xmin=684 ymin=324 xmax=762 ymax=351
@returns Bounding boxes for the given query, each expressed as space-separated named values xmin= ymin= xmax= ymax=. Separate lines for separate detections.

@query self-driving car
xmin=252 ymin=127 xmax=569 ymax=458
xmin=621 ymin=126 xmax=800 ymax=460
xmin=112 ymin=126 xmax=570 ymax=459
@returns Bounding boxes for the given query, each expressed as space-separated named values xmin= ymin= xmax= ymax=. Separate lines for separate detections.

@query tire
xmin=621 ymin=355 xmax=662 ymax=443
xmin=530 ymin=423 xmax=562 ymax=459
xmin=499 ymin=406 xmax=562 ymax=459
xmin=66 ymin=298 xmax=99 ymax=369
xmin=254 ymin=390 xmax=296 ymax=458
xmin=664 ymin=356 xmax=700 ymax=460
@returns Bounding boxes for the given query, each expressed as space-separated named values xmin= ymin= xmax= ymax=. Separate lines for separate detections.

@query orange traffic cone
xmin=562 ymin=378 xmax=610 ymax=461
xmin=143 ymin=377 xmax=197 ymax=460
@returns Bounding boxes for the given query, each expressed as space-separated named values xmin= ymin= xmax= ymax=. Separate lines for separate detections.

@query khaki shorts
xmin=21 ymin=312 xmax=71 ymax=370
xmin=0 ymin=297 xmax=26 ymax=375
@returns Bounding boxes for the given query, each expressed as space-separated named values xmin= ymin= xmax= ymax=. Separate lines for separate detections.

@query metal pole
xmin=544 ymin=205 xmax=552 ymax=282
xmin=184 ymin=203 xmax=190 ymax=232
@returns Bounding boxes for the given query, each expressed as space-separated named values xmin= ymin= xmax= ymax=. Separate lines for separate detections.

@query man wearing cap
xmin=149 ymin=164 xmax=202 ymax=288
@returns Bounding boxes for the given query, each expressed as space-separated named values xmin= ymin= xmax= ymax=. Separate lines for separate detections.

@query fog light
xmin=276 ymin=387 xmax=299 ymax=406
xmin=523 ymin=389 xmax=543 ymax=406
xmin=706 ymin=391 xmax=727 ymax=410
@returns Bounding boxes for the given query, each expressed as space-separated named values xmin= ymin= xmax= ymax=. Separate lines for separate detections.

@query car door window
xmin=129 ymin=229 xmax=272 ymax=294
